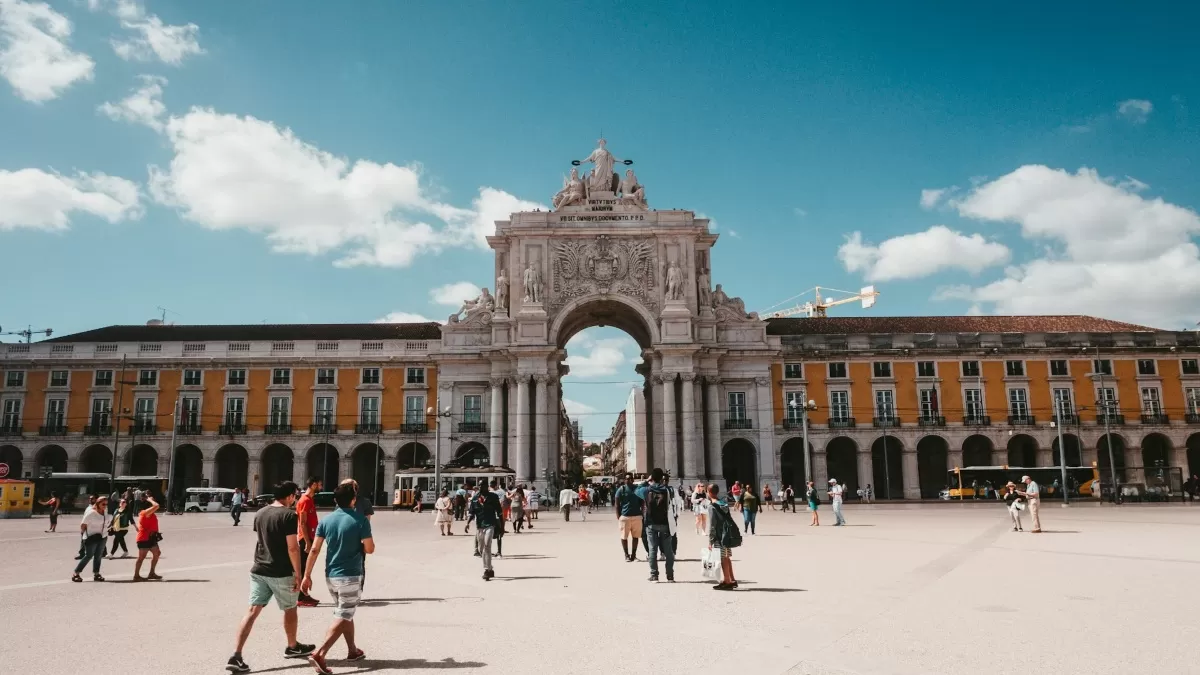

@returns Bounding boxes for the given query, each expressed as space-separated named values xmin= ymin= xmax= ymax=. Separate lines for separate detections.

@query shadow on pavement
xmin=108 ymin=578 xmax=210 ymax=584
xmin=740 ymin=587 xmax=806 ymax=593
xmin=253 ymin=657 xmax=485 ymax=673
xmin=499 ymin=554 xmax=555 ymax=560
xmin=360 ymin=597 xmax=445 ymax=607
xmin=495 ymin=575 xmax=563 ymax=581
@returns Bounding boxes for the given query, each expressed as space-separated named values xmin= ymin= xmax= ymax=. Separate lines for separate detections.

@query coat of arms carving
xmin=551 ymin=235 xmax=657 ymax=312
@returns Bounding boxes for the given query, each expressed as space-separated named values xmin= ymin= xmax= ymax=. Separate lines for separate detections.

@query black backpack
xmin=646 ymin=488 xmax=670 ymax=526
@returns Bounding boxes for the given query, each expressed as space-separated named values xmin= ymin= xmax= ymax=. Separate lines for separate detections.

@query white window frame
xmin=463 ymin=394 xmax=483 ymax=424
xmin=45 ymin=398 xmax=66 ymax=427
xmin=917 ymin=361 xmax=937 ymax=378
xmin=1137 ymin=359 xmax=1157 ymax=376
xmin=1186 ymin=387 xmax=1200 ymax=415
xmin=181 ymin=397 xmax=201 ymax=427
xmin=315 ymin=396 xmax=335 ymax=426
xmin=961 ymin=361 xmax=981 ymax=378
xmin=225 ymin=397 xmax=246 ymax=426
xmin=182 ymin=369 xmax=203 ymax=387
xmin=964 ymin=388 xmax=984 ymax=421
xmin=269 ymin=396 xmax=291 ymax=426
xmin=1 ymin=398 xmax=20 ymax=428
xmin=134 ymin=397 xmax=155 ymax=424
xmin=874 ymin=389 xmax=895 ymax=419
xmin=405 ymin=395 xmax=425 ymax=423
xmin=783 ymin=363 xmax=803 ymax=379
xmin=872 ymin=361 xmax=893 ymax=379
xmin=90 ymin=398 xmax=111 ymax=428
xmin=1092 ymin=359 xmax=1113 ymax=376
xmin=829 ymin=390 xmax=850 ymax=422
xmin=227 ymin=369 xmax=247 ymax=386
xmin=316 ymin=368 xmax=337 ymax=385
xmin=1008 ymin=388 xmax=1029 ymax=418
xmin=94 ymin=370 xmax=113 ymax=387
xmin=272 ymin=368 xmax=291 ymax=386
xmin=827 ymin=362 xmax=848 ymax=379
xmin=361 ymin=368 xmax=381 ymax=385
xmin=1182 ymin=359 xmax=1200 ymax=376
xmin=1141 ymin=387 xmax=1161 ymax=415
xmin=727 ymin=392 xmax=747 ymax=420
xmin=1051 ymin=387 xmax=1074 ymax=418
xmin=918 ymin=387 xmax=939 ymax=418
xmin=1049 ymin=360 xmax=1070 ymax=377
xmin=1005 ymin=360 xmax=1026 ymax=377
xmin=4 ymin=371 xmax=25 ymax=388
xmin=138 ymin=369 xmax=158 ymax=386
xmin=49 ymin=370 xmax=69 ymax=387
xmin=406 ymin=367 xmax=426 ymax=385
xmin=784 ymin=391 xmax=805 ymax=423
xmin=359 ymin=395 xmax=380 ymax=426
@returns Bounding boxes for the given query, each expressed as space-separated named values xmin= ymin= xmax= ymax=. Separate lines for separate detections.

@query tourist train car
xmin=32 ymin=472 xmax=112 ymax=514
xmin=942 ymin=465 xmax=1100 ymax=500
xmin=392 ymin=465 xmax=516 ymax=509
xmin=112 ymin=475 xmax=168 ymax=500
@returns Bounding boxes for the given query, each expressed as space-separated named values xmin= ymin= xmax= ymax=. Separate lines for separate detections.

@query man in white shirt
xmin=73 ymin=496 xmax=112 ymax=582
xmin=828 ymin=479 xmax=846 ymax=526
xmin=1019 ymin=475 xmax=1042 ymax=533
xmin=558 ymin=486 xmax=577 ymax=521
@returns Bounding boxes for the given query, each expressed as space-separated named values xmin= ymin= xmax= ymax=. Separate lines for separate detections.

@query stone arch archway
xmin=454 ymin=442 xmax=490 ymax=467
xmin=397 ymin=442 xmax=431 ymax=470
xmin=825 ymin=437 xmax=859 ymax=496
xmin=721 ymin=438 xmax=756 ymax=490
xmin=549 ymin=295 xmax=659 ymax=350
xmin=81 ymin=444 xmax=112 ymax=474
xmin=1052 ymin=434 xmax=1083 ymax=467
xmin=871 ymin=436 xmax=904 ymax=499
xmin=351 ymin=443 xmax=385 ymax=499
xmin=916 ymin=436 xmax=949 ymax=499
xmin=962 ymin=434 xmax=993 ymax=467
xmin=1007 ymin=434 xmax=1038 ymax=467
xmin=779 ymin=437 xmax=810 ymax=492
xmin=0 ymin=445 xmax=22 ymax=478
xmin=127 ymin=444 xmax=158 ymax=476
xmin=36 ymin=445 xmax=67 ymax=474
xmin=172 ymin=444 xmax=203 ymax=498
xmin=1141 ymin=433 xmax=1172 ymax=469
xmin=261 ymin=444 xmax=294 ymax=492
xmin=307 ymin=443 xmax=339 ymax=486
xmin=215 ymin=444 xmax=249 ymax=489
xmin=1188 ymin=433 xmax=1200 ymax=478
xmin=1096 ymin=433 xmax=1128 ymax=482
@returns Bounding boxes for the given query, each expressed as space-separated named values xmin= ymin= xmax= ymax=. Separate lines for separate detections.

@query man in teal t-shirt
xmin=301 ymin=482 xmax=375 ymax=673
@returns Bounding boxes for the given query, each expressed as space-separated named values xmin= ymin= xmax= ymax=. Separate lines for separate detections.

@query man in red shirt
xmin=296 ymin=477 xmax=323 ymax=607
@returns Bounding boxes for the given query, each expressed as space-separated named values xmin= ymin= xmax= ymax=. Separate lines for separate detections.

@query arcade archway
xmin=916 ymin=436 xmax=948 ymax=499
xmin=825 ymin=437 xmax=859 ymax=496
xmin=454 ymin=442 xmax=489 ymax=467
xmin=172 ymin=444 xmax=203 ymax=496
xmin=962 ymin=435 xmax=992 ymax=467
xmin=1096 ymin=433 xmax=1128 ymax=480
xmin=1052 ymin=434 xmax=1083 ymax=467
xmin=0 ymin=445 xmax=22 ymax=478
xmin=80 ymin=444 xmax=112 ymax=474
xmin=1141 ymin=433 xmax=1171 ymax=469
xmin=127 ymin=444 xmax=158 ymax=476
xmin=1188 ymin=434 xmax=1200 ymax=477
xmin=871 ymin=436 xmax=904 ymax=499
xmin=36 ymin=445 xmax=67 ymax=474
xmin=1007 ymin=434 xmax=1038 ymax=467
xmin=721 ymin=438 xmax=756 ymax=490
xmin=216 ymin=444 xmax=249 ymax=489
xmin=351 ymin=443 xmax=385 ymax=500
xmin=397 ymin=442 xmax=431 ymax=469
xmin=261 ymin=443 xmax=294 ymax=490
xmin=779 ymin=438 xmax=810 ymax=492
xmin=307 ymin=443 xmax=339 ymax=486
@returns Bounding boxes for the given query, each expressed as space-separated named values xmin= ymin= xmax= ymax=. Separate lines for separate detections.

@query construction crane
xmin=760 ymin=286 xmax=880 ymax=319
xmin=0 ymin=325 xmax=54 ymax=343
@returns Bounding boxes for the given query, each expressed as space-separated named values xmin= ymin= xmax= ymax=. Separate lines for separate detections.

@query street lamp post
xmin=788 ymin=398 xmax=818 ymax=494
xmin=429 ymin=405 xmax=452 ymax=492
xmin=164 ymin=399 xmax=180 ymax=511
xmin=110 ymin=355 xmax=133 ymax=478
xmin=1089 ymin=346 xmax=1120 ymax=504
xmin=1053 ymin=397 xmax=1069 ymax=506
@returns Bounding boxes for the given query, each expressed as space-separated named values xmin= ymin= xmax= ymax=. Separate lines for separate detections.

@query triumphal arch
xmin=436 ymin=140 xmax=780 ymax=491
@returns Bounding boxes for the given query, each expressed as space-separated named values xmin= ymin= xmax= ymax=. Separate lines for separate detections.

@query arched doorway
xmin=779 ymin=437 xmax=810 ymax=492
xmin=216 ymin=444 xmax=249 ymax=489
xmin=0 ymin=445 xmax=22 ymax=478
xmin=1188 ymin=434 xmax=1200 ymax=478
xmin=80 ymin=444 xmax=112 ymax=474
xmin=397 ymin=442 xmax=431 ymax=469
xmin=261 ymin=444 xmax=294 ymax=491
xmin=307 ymin=443 xmax=339 ymax=486
xmin=1052 ymin=434 xmax=1083 ymax=467
xmin=1141 ymin=433 xmax=1171 ymax=469
xmin=172 ymin=445 xmax=203 ymax=498
xmin=128 ymin=444 xmax=158 ymax=476
xmin=962 ymin=435 xmax=992 ymax=467
xmin=351 ymin=443 xmax=385 ymax=500
xmin=454 ymin=442 xmax=489 ymax=467
xmin=35 ymin=445 xmax=67 ymax=474
xmin=916 ymin=436 xmax=948 ymax=499
xmin=871 ymin=436 xmax=904 ymax=499
xmin=825 ymin=437 xmax=859 ymax=496
xmin=1007 ymin=434 xmax=1038 ymax=467
xmin=721 ymin=439 xmax=756 ymax=490
xmin=1096 ymin=433 xmax=1128 ymax=481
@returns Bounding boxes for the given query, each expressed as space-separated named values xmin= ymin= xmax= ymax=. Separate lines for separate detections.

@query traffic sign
xmin=0 ymin=463 xmax=9 ymax=478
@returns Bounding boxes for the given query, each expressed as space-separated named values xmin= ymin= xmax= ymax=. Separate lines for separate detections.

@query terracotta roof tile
xmin=765 ymin=315 xmax=1158 ymax=336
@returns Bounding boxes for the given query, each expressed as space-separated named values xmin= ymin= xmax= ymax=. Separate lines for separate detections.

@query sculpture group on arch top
xmin=446 ymin=139 xmax=760 ymax=337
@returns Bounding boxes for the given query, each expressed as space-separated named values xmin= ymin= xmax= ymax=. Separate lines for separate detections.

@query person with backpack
xmin=805 ymin=481 xmax=820 ymax=526
xmin=613 ymin=473 xmax=644 ymax=562
xmin=635 ymin=468 xmax=676 ymax=582
xmin=706 ymin=483 xmax=740 ymax=590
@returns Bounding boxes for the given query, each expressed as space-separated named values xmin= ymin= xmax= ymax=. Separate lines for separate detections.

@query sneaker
xmin=226 ymin=655 xmax=250 ymax=672
xmin=667 ymin=577 xmax=675 ymax=582
xmin=648 ymin=575 xmax=659 ymax=582
xmin=146 ymin=573 xmax=163 ymax=580
xmin=285 ymin=643 xmax=316 ymax=658
xmin=473 ymin=551 xmax=482 ymax=557
xmin=308 ymin=654 xmax=333 ymax=675
xmin=93 ymin=574 xmax=105 ymax=582
xmin=297 ymin=597 xmax=320 ymax=608
xmin=346 ymin=648 xmax=366 ymax=661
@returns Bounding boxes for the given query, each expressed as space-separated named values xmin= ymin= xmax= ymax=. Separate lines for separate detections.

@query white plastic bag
xmin=701 ymin=548 xmax=720 ymax=580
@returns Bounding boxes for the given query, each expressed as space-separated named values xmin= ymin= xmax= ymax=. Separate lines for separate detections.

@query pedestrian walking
xmin=470 ymin=480 xmax=503 ymax=581
xmin=783 ymin=484 xmax=796 ymax=513
xmin=691 ymin=483 xmax=709 ymax=535
xmin=706 ymin=483 xmax=741 ymax=590
xmin=107 ymin=497 xmax=136 ymax=558
xmin=463 ymin=481 xmax=476 ymax=534
xmin=509 ymin=485 xmax=525 ymax=533
xmin=636 ymin=469 xmax=675 ymax=582
xmin=108 ymin=489 xmax=120 ymax=516
xmin=132 ymin=492 xmax=163 ymax=581
xmin=435 ymin=489 xmax=454 ymax=536
xmin=526 ymin=486 xmax=540 ymax=527
xmin=614 ymin=473 xmax=644 ymax=562
xmin=1003 ymin=481 xmax=1025 ymax=531
xmin=828 ymin=478 xmax=846 ymax=526
xmin=225 ymin=481 xmax=316 ymax=673
xmin=296 ymin=477 xmax=322 ymax=607
xmin=558 ymin=485 xmax=577 ymax=521
xmin=805 ymin=481 xmax=820 ymax=526
xmin=71 ymin=495 xmax=110 ymax=582
xmin=40 ymin=491 xmax=61 ymax=532
xmin=453 ymin=485 xmax=467 ymax=521
xmin=577 ymin=484 xmax=590 ymax=520
xmin=232 ymin=488 xmax=245 ymax=526
xmin=1018 ymin=475 xmax=1042 ymax=533
xmin=301 ymin=481 xmax=375 ymax=674
xmin=741 ymin=485 xmax=759 ymax=535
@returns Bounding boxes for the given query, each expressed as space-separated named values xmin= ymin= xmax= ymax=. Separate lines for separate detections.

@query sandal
xmin=93 ymin=574 xmax=106 ymax=582
xmin=147 ymin=573 xmax=163 ymax=580
xmin=71 ymin=574 xmax=83 ymax=583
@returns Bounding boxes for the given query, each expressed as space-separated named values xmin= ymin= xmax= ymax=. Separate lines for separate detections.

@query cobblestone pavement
xmin=2 ymin=502 xmax=1197 ymax=674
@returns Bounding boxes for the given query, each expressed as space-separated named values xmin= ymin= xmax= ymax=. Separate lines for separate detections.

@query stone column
xmin=647 ymin=373 xmax=661 ymax=471
xmin=659 ymin=374 xmax=678 ymax=479
xmin=902 ymin=450 xmax=920 ymax=499
xmin=680 ymin=374 xmax=701 ymax=482
xmin=813 ymin=442 xmax=829 ymax=487
xmin=437 ymin=383 xmax=452 ymax=471
xmin=948 ymin=446 xmax=964 ymax=471
xmin=488 ymin=378 xmax=504 ymax=467
xmin=203 ymin=458 xmax=216 ymax=487
xmin=515 ymin=376 xmax=529 ymax=481
xmin=755 ymin=376 xmax=777 ymax=484
xmin=534 ymin=375 xmax=549 ymax=485
xmin=705 ymin=377 xmax=722 ymax=481
xmin=856 ymin=445 xmax=873 ymax=496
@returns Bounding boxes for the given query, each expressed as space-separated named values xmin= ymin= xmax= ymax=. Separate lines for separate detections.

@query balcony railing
xmin=1187 ymin=412 xmax=1200 ymax=425
xmin=918 ymin=415 xmax=945 ymax=428
xmin=355 ymin=422 xmax=382 ymax=435
xmin=131 ymin=420 xmax=156 ymax=435
xmin=176 ymin=423 xmax=203 ymax=435
xmin=83 ymin=423 xmax=112 ymax=436
xmin=39 ymin=424 xmax=68 ymax=437
xmin=265 ymin=423 xmax=293 ymax=435
xmin=828 ymin=417 xmax=856 ymax=429
xmin=964 ymin=414 xmax=991 ymax=426
xmin=1096 ymin=412 xmax=1125 ymax=426
xmin=722 ymin=417 xmax=753 ymax=430
xmin=309 ymin=423 xmax=337 ymax=435
xmin=782 ymin=418 xmax=805 ymax=430
xmin=1140 ymin=413 xmax=1169 ymax=425
xmin=401 ymin=422 xmax=429 ymax=434
xmin=1007 ymin=415 xmax=1035 ymax=426
xmin=873 ymin=416 xmax=899 ymax=429
xmin=219 ymin=422 xmax=246 ymax=435
xmin=0 ymin=424 xmax=23 ymax=437
xmin=1055 ymin=413 xmax=1079 ymax=425
xmin=458 ymin=422 xmax=487 ymax=434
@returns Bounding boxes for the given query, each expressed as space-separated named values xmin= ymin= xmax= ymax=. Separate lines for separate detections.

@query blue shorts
xmin=249 ymin=573 xmax=299 ymax=610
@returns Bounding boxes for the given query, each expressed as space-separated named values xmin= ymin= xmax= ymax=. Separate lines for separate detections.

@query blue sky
xmin=2 ymin=1 xmax=1198 ymax=439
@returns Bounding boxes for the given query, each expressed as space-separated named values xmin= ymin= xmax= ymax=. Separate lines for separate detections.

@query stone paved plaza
xmin=2 ymin=502 xmax=1198 ymax=674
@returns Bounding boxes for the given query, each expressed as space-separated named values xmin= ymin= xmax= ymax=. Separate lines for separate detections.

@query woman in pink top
xmin=133 ymin=492 xmax=162 ymax=581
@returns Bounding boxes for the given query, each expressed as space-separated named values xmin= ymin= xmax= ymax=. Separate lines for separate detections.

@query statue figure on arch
xmin=617 ymin=169 xmax=647 ymax=209
xmin=552 ymin=168 xmax=586 ymax=210
xmin=450 ymin=287 xmax=494 ymax=323
xmin=573 ymin=138 xmax=630 ymax=193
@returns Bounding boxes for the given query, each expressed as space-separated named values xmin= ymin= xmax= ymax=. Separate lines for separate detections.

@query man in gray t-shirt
xmin=1019 ymin=476 xmax=1042 ymax=533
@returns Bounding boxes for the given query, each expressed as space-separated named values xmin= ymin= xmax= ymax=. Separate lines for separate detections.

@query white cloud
xmin=373 ymin=311 xmax=436 ymax=324
xmin=97 ymin=74 xmax=166 ymax=130
xmin=100 ymin=0 xmax=203 ymax=65
xmin=463 ymin=188 xmax=546 ymax=248
xmin=0 ymin=0 xmax=95 ymax=102
xmin=793 ymin=207 xmax=807 ymax=218
xmin=0 ymin=168 xmax=141 ymax=231
xmin=727 ymin=229 xmax=741 ymax=238
xmin=564 ymin=335 xmax=635 ymax=378
xmin=1116 ymin=99 xmax=1153 ymax=124
xmin=947 ymin=165 xmax=1200 ymax=328
xmin=562 ymin=398 xmax=598 ymax=418
xmin=919 ymin=187 xmax=955 ymax=210
xmin=430 ymin=281 xmax=481 ymax=307
xmin=145 ymin=105 xmax=538 ymax=268
xmin=838 ymin=226 xmax=1010 ymax=281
